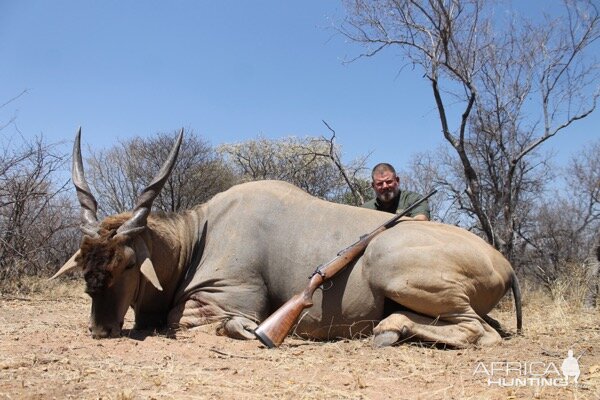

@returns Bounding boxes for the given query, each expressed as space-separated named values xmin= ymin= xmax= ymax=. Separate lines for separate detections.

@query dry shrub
xmin=520 ymin=265 xmax=591 ymax=312
xmin=498 ymin=268 xmax=598 ymax=344
xmin=0 ymin=274 xmax=83 ymax=299
xmin=480 ymin=270 xmax=595 ymax=340
xmin=543 ymin=262 xmax=591 ymax=308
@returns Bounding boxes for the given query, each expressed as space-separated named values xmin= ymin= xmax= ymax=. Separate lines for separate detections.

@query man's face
xmin=372 ymin=170 xmax=400 ymax=203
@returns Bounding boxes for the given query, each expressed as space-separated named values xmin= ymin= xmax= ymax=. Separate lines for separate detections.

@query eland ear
xmin=134 ymin=237 xmax=163 ymax=291
xmin=140 ymin=258 xmax=163 ymax=291
xmin=50 ymin=250 xmax=81 ymax=280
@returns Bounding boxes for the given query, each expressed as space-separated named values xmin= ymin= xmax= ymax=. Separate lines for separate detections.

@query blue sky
xmin=1 ymin=1 xmax=598 ymax=173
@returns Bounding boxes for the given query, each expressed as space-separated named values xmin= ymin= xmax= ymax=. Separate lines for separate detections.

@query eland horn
xmin=116 ymin=129 xmax=184 ymax=236
xmin=73 ymin=128 xmax=100 ymax=237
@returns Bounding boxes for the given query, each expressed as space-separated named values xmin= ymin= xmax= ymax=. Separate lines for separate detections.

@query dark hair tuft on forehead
xmin=79 ymin=223 xmax=129 ymax=293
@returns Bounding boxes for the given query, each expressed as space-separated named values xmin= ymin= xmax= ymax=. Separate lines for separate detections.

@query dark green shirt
xmin=362 ymin=190 xmax=430 ymax=218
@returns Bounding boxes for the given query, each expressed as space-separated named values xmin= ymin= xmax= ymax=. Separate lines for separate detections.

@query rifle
xmin=254 ymin=189 xmax=437 ymax=348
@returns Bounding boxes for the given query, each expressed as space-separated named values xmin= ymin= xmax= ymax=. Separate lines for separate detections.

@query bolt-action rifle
xmin=254 ymin=189 xmax=437 ymax=348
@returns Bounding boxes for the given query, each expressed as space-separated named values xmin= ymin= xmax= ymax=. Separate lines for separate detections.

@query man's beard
xmin=377 ymin=188 xmax=398 ymax=203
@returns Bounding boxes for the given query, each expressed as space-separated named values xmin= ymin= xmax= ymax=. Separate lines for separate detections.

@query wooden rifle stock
xmin=254 ymin=189 xmax=437 ymax=348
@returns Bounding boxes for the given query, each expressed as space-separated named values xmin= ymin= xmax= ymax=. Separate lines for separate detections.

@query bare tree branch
xmin=340 ymin=0 xmax=600 ymax=270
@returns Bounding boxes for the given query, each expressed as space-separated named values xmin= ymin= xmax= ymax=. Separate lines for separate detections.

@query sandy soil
xmin=0 ymin=282 xmax=599 ymax=400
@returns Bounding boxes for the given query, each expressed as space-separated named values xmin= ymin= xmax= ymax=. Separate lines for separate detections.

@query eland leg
xmin=218 ymin=316 xmax=259 ymax=340
xmin=373 ymin=308 xmax=501 ymax=348
xmin=169 ymin=301 xmax=259 ymax=339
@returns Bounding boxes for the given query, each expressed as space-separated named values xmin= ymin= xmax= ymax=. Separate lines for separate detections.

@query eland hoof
xmin=373 ymin=331 xmax=401 ymax=348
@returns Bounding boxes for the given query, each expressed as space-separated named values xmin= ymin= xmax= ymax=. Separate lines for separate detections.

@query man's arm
xmin=400 ymin=191 xmax=431 ymax=221
xmin=398 ymin=214 xmax=429 ymax=221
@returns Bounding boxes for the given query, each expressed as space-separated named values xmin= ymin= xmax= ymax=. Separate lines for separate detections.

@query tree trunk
xmin=584 ymin=237 xmax=600 ymax=310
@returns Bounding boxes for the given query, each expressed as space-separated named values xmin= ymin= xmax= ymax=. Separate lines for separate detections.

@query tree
xmin=220 ymin=130 xmax=371 ymax=204
xmin=564 ymin=139 xmax=600 ymax=237
xmin=0 ymin=134 xmax=75 ymax=280
xmin=395 ymin=150 xmax=448 ymax=222
xmin=340 ymin=0 xmax=600 ymax=266
xmin=86 ymin=130 xmax=235 ymax=216
xmin=584 ymin=236 xmax=599 ymax=309
xmin=523 ymin=140 xmax=600 ymax=291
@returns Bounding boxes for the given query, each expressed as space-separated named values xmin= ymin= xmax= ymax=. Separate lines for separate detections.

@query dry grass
xmin=0 ymin=278 xmax=598 ymax=400
xmin=547 ymin=263 xmax=595 ymax=309
xmin=0 ymin=275 xmax=83 ymax=298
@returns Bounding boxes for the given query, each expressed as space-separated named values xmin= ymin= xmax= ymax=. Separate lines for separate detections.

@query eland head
xmin=52 ymin=128 xmax=183 ymax=338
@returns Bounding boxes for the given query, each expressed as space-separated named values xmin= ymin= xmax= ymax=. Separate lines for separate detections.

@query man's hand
xmin=399 ymin=214 xmax=429 ymax=222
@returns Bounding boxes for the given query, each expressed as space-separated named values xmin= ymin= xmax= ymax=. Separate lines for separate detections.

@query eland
xmin=53 ymin=129 xmax=521 ymax=348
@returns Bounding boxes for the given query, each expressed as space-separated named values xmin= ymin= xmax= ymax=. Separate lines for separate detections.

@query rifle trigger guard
xmin=309 ymin=266 xmax=326 ymax=280
xmin=309 ymin=266 xmax=333 ymax=291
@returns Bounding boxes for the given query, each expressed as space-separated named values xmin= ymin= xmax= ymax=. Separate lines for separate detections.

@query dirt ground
xmin=0 ymin=281 xmax=599 ymax=400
